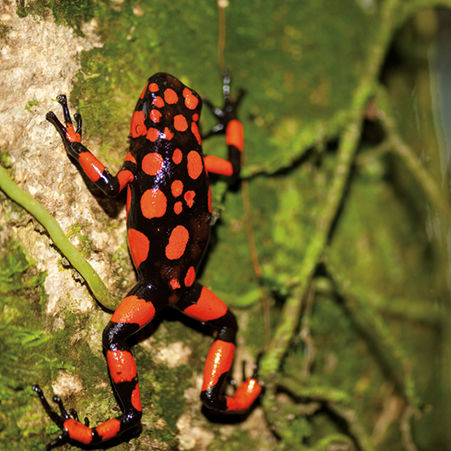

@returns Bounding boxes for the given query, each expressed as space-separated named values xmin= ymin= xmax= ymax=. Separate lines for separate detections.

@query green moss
xmin=43 ymin=0 xmax=379 ymax=177
xmin=24 ymin=100 xmax=39 ymax=114
xmin=0 ymin=242 xmax=48 ymax=450
xmin=208 ymin=426 xmax=273 ymax=451
xmin=153 ymin=363 xmax=191 ymax=429
xmin=16 ymin=0 xmax=97 ymax=35
xmin=0 ymin=151 xmax=11 ymax=168
xmin=0 ymin=23 xmax=11 ymax=41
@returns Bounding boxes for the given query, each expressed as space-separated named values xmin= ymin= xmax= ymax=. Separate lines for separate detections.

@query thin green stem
xmin=0 ymin=164 xmax=119 ymax=311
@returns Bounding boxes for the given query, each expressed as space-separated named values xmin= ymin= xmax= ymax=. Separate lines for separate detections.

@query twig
xmin=400 ymin=404 xmax=421 ymax=451
xmin=0 ymin=164 xmax=119 ymax=311
xmin=376 ymin=86 xmax=451 ymax=223
xmin=327 ymin=402 xmax=376 ymax=451
xmin=300 ymin=284 xmax=317 ymax=376
xmin=355 ymin=139 xmax=392 ymax=166
xmin=259 ymin=0 xmax=403 ymax=379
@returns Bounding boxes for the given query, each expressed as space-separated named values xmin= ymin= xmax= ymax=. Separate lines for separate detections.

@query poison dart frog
xmin=33 ymin=72 xmax=262 ymax=449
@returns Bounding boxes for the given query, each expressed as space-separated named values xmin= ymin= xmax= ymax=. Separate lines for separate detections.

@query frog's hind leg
xmin=175 ymin=283 xmax=262 ymax=413
xmin=101 ymin=283 xmax=165 ymax=434
xmin=34 ymin=283 xmax=164 ymax=448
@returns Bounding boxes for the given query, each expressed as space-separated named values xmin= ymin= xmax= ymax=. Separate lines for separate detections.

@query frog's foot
xmin=202 ymin=70 xmax=244 ymax=139
xmin=201 ymin=357 xmax=263 ymax=414
xmin=33 ymin=385 xmax=90 ymax=450
xmin=46 ymin=94 xmax=82 ymax=157
xmin=231 ymin=357 xmax=264 ymax=412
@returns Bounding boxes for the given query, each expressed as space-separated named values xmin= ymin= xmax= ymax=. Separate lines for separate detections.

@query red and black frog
xmin=33 ymin=72 xmax=262 ymax=449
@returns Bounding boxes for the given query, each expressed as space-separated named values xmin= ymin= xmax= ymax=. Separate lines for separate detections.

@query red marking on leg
xmin=202 ymin=340 xmax=235 ymax=391
xmin=204 ymin=155 xmax=233 ymax=176
xmin=63 ymin=419 xmax=92 ymax=444
xmin=111 ymin=295 xmax=156 ymax=328
xmin=164 ymin=127 xmax=174 ymax=140
xmin=141 ymin=188 xmax=167 ymax=219
xmin=146 ymin=128 xmax=159 ymax=142
xmin=79 ymin=152 xmax=105 ymax=183
xmin=125 ymin=151 xmax=137 ymax=164
xmin=184 ymin=266 xmax=195 ymax=287
xmin=149 ymin=83 xmax=159 ymax=92
xmin=126 ymin=186 xmax=131 ymax=217
xmin=153 ymin=96 xmax=164 ymax=108
xmin=117 ymin=169 xmax=134 ymax=191
xmin=226 ymin=378 xmax=262 ymax=413
xmin=142 ymin=152 xmax=164 ymax=176
xmin=96 ymin=418 xmax=121 ymax=441
xmin=150 ymin=109 xmax=162 ymax=123
xmin=174 ymin=114 xmax=188 ymax=132
xmin=174 ymin=201 xmax=183 ymax=214
xmin=131 ymin=385 xmax=142 ymax=411
xmin=128 ymin=228 xmax=150 ymax=268
xmin=183 ymin=87 xmax=199 ymax=110
xmin=107 ymin=349 xmax=137 ymax=383
xmin=172 ymin=148 xmax=182 ymax=164
xmin=171 ymin=180 xmax=183 ymax=197
xmin=191 ymin=122 xmax=201 ymax=144
xmin=131 ymin=111 xmax=147 ymax=138
xmin=65 ymin=124 xmax=81 ymax=142
xmin=184 ymin=190 xmax=195 ymax=208
xmin=187 ymin=151 xmax=203 ymax=180
xmin=208 ymin=187 xmax=212 ymax=213
xmin=165 ymin=225 xmax=189 ymax=260
xmin=183 ymin=287 xmax=228 ymax=321
xmin=226 ymin=119 xmax=244 ymax=151
xmin=164 ymin=88 xmax=178 ymax=104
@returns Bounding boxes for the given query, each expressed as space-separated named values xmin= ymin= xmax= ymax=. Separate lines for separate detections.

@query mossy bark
xmin=1 ymin=0 xmax=450 ymax=450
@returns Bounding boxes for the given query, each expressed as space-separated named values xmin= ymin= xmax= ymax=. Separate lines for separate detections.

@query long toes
xmin=56 ymin=94 xmax=67 ymax=105
xmin=32 ymin=384 xmax=43 ymax=395
xmin=69 ymin=408 xmax=79 ymax=422
xmin=53 ymin=395 xmax=70 ymax=420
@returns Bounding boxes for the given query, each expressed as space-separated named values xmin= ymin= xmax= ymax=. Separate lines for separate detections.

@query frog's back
xmin=126 ymin=73 xmax=211 ymax=286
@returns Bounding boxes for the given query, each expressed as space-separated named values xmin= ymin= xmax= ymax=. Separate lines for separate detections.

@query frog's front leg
xmin=47 ymin=95 xmax=136 ymax=197
xmin=203 ymin=71 xmax=244 ymax=178
xmin=175 ymin=283 xmax=262 ymax=413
